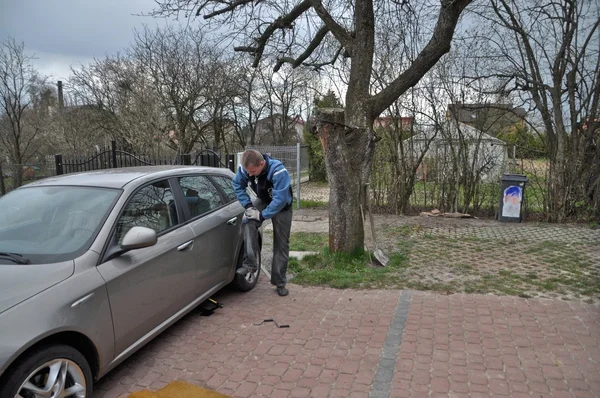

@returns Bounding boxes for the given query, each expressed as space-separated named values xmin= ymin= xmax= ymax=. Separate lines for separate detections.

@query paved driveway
xmin=94 ymin=272 xmax=600 ymax=398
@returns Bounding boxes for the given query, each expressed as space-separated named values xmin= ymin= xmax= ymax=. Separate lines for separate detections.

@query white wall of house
xmin=401 ymin=122 xmax=508 ymax=182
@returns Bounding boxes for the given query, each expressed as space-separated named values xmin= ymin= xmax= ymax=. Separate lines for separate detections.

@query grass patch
xmin=290 ymin=247 xmax=409 ymax=289
xmin=284 ymin=223 xmax=598 ymax=302
xmin=385 ymin=225 xmax=423 ymax=237
xmin=451 ymin=263 xmax=474 ymax=273
xmin=298 ymin=199 xmax=328 ymax=208
xmin=524 ymin=241 xmax=556 ymax=254
xmin=289 ymin=232 xmax=328 ymax=251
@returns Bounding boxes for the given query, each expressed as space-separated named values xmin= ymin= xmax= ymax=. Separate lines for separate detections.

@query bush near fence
xmin=0 ymin=157 xmax=56 ymax=196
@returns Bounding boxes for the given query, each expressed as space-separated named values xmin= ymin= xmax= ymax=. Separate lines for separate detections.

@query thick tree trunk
xmin=314 ymin=108 xmax=374 ymax=252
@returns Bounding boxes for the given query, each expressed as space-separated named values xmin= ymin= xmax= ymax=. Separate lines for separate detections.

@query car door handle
xmin=177 ymin=240 xmax=194 ymax=251
xmin=227 ymin=217 xmax=238 ymax=225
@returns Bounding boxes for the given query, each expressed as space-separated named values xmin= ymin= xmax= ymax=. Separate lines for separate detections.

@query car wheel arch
xmin=1 ymin=331 xmax=100 ymax=383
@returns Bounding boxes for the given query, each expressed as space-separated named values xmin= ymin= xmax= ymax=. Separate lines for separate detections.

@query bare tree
xmin=132 ymin=25 xmax=221 ymax=154
xmin=69 ymin=55 xmax=153 ymax=150
xmin=258 ymin=63 xmax=313 ymax=145
xmin=429 ymin=43 xmax=513 ymax=214
xmin=369 ymin=2 xmax=445 ymax=214
xmin=200 ymin=60 xmax=240 ymax=154
xmin=153 ymin=0 xmax=473 ymax=252
xmin=69 ymin=25 xmax=226 ymax=157
xmin=0 ymin=37 xmax=48 ymax=188
xmin=477 ymin=0 xmax=600 ymax=220
xmin=227 ymin=56 xmax=270 ymax=147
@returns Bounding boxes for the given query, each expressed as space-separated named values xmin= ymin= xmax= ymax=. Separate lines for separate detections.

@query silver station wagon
xmin=0 ymin=166 xmax=261 ymax=397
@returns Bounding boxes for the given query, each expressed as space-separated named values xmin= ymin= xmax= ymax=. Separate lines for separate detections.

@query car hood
xmin=0 ymin=261 xmax=74 ymax=314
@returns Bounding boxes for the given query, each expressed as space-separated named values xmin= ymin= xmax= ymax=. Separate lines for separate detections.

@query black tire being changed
xmin=232 ymin=247 xmax=261 ymax=292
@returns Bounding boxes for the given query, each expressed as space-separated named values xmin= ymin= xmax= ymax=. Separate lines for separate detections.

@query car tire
xmin=232 ymin=246 xmax=261 ymax=292
xmin=0 ymin=344 xmax=93 ymax=398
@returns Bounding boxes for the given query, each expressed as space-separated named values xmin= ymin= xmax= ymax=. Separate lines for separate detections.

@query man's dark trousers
xmin=244 ymin=200 xmax=292 ymax=287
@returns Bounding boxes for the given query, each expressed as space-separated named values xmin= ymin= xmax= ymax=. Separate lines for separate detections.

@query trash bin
xmin=497 ymin=173 xmax=528 ymax=223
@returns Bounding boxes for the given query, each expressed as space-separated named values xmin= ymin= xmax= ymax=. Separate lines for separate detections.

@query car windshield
xmin=0 ymin=186 xmax=121 ymax=264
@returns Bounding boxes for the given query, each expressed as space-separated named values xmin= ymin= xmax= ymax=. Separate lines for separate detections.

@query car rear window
xmin=177 ymin=176 xmax=223 ymax=218
xmin=212 ymin=175 xmax=237 ymax=203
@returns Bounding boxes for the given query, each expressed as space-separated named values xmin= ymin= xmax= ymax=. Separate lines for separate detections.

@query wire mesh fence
xmin=244 ymin=145 xmax=309 ymax=182
xmin=240 ymin=142 xmax=548 ymax=218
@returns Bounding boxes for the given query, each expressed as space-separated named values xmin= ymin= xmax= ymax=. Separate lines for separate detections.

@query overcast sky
xmin=0 ymin=0 xmax=181 ymax=81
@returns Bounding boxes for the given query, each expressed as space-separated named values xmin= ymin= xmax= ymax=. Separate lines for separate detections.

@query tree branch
xmin=304 ymin=46 xmax=343 ymax=70
xmin=233 ymin=0 xmax=312 ymax=67
xmin=233 ymin=45 xmax=257 ymax=53
xmin=310 ymin=0 xmax=353 ymax=50
xmin=274 ymin=26 xmax=329 ymax=71
xmin=201 ymin=0 xmax=257 ymax=18
xmin=370 ymin=0 xmax=472 ymax=118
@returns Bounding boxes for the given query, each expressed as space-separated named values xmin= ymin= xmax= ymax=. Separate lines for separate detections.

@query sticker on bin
xmin=502 ymin=185 xmax=522 ymax=218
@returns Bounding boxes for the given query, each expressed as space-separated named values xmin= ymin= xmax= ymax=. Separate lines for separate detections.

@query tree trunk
xmin=314 ymin=108 xmax=374 ymax=252
xmin=0 ymin=161 xmax=5 ymax=195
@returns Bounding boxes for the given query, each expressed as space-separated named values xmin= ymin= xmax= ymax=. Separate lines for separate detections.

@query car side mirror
xmin=104 ymin=226 xmax=158 ymax=262
xmin=120 ymin=226 xmax=158 ymax=251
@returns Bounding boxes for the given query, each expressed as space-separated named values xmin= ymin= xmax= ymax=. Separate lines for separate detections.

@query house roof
xmin=447 ymin=103 xmax=526 ymax=136
xmin=405 ymin=122 xmax=507 ymax=144
xmin=448 ymin=103 xmax=526 ymax=120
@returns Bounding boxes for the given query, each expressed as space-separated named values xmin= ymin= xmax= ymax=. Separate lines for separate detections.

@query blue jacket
xmin=233 ymin=155 xmax=293 ymax=219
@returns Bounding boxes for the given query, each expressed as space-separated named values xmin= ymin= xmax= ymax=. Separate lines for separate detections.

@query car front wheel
xmin=0 ymin=344 xmax=93 ymax=398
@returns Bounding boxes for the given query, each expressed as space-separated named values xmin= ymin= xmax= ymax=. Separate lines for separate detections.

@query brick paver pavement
xmin=388 ymin=292 xmax=599 ymax=398
xmin=94 ymin=274 xmax=600 ymax=397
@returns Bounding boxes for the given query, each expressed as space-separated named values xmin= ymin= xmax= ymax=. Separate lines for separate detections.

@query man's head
xmin=241 ymin=150 xmax=266 ymax=177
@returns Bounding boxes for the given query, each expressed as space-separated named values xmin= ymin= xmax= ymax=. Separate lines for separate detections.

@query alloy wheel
xmin=15 ymin=358 xmax=87 ymax=398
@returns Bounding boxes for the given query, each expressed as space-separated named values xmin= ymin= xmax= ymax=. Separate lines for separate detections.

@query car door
xmin=175 ymin=175 xmax=241 ymax=292
xmin=211 ymin=174 xmax=245 ymax=267
xmin=96 ymin=178 xmax=198 ymax=356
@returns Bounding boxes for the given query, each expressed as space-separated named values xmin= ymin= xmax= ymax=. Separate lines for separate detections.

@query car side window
xmin=177 ymin=176 xmax=222 ymax=218
xmin=115 ymin=180 xmax=178 ymax=243
xmin=212 ymin=176 xmax=237 ymax=203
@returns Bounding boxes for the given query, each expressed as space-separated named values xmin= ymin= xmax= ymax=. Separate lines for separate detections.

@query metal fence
xmin=0 ymin=142 xmax=236 ymax=197
xmin=55 ymin=141 xmax=236 ymax=175
xmin=2 ymin=144 xmax=325 ymax=211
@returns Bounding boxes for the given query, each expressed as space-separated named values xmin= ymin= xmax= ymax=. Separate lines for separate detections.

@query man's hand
xmin=244 ymin=207 xmax=261 ymax=221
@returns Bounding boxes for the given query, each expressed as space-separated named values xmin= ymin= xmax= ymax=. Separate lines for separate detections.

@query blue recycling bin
xmin=497 ymin=173 xmax=528 ymax=223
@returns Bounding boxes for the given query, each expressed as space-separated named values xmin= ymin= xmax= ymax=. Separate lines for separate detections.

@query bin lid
xmin=501 ymin=173 xmax=528 ymax=182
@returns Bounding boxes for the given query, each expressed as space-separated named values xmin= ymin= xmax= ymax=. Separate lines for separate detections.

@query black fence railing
xmin=54 ymin=141 xmax=236 ymax=175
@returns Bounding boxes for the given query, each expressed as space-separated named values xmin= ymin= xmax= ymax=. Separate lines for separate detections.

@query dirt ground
xmin=268 ymin=208 xmax=600 ymax=305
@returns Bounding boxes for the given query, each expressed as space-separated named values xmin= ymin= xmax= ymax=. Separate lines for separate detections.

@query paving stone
xmin=93 ymin=239 xmax=600 ymax=398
